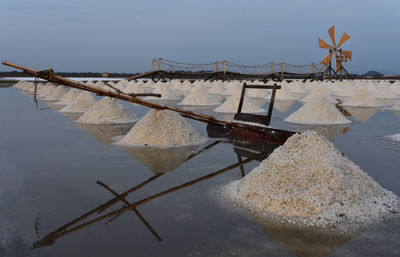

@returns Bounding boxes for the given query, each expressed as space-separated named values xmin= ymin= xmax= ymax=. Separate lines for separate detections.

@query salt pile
xmin=214 ymin=93 xmax=265 ymax=113
xmin=149 ymin=86 xmax=180 ymax=100
xmin=117 ymin=109 xmax=207 ymax=147
xmin=284 ymin=95 xmax=351 ymax=125
xmin=77 ymin=97 xmax=137 ymax=124
xmin=55 ymin=89 xmax=81 ymax=106
xmin=342 ymin=88 xmax=382 ymax=107
xmin=178 ymin=88 xmax=220 ymax=106
xmin=274 ymin=86 xmax=297 ymax=100
xmin=43 ymin=86 xmax=67 ymax=101
xmin=301 ymin=87 xmax=336 ymax=103
xmin=373 ymin=86 xmax=398 ymax=99
xmin=208 ymin=82 xmax=225 ymax=94
xmin=60 ymin=91 xmax=96 ymax=113
xmin=224 ymin=131 xmax=399 ymax=229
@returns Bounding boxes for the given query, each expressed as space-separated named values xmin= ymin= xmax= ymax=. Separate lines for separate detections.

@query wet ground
xmin=0 ymin=86 xmax=400 ymax=257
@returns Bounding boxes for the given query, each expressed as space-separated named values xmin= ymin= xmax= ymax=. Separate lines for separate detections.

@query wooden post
xmin=323 ymin=64 xmax=326 ymax=80
xmin=236 ymin=83 xmax=247 ymax=114
xmin=271 ymin=61 xmax=274 ymax=73
xmin=152 ymin=58 xmax=156 ymax=72
xmin=223 ymin=60 xmax=226 ymax=79
xmin=312 ymin=62 xmax=316 ymax=73
xmin=157 ymin=58 xmax=162 ymax=80
xmin=266 ymin=83 xmax=278 ymax=126
xmin=215 ymin=61 xmax=219 ymax=73
xmin=280 ymin=62 xmax=284 ymax=80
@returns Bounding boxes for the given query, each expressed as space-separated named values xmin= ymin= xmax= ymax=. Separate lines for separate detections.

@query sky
xmin=1 ymin=0 xmax=399 ymax=74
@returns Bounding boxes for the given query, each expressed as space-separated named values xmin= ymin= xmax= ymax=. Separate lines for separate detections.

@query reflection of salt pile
xmin=384 ymin=134 xmax=400 ymax=142
xmin=125 ymin=145 xmax=198 ymax=174
xmin=77 ymin=123 xmax=133 ymax=146
xmin=60 ymin=91 xmax=96 ymax=113
xmin=226 ymin=131 xmax=399 ymax=229
xmin=273 ymin=100 xmax=294 ymax=113
xmin=117 ymin=109 xmax=207 ymax=147
xmin=346 ymin=107 xmax=379 ymax=123
xmin=284 ymin=96 xmax=351 ymax=125
xmin=77 ymin=97 xmax=137 ymax=124
xmin=251 ymin=214 xmax=354 ymax=257
xmin=387 ymin=101 xmax=400 ymax=110
xmin=214 ymin=93 xmax=265 ymax=113
xmin=342 ymin=88 xmax=381 ymax=107
xmin=292 ymin=125 xmax=347 ymax=141
xmin=55 ymin=89 xmax=81 ymax=105
xmin=178 ymin=86 xmax=220 ymax=106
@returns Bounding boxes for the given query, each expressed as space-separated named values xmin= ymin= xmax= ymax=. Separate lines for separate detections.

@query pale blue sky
xmin=1 ymin=0 xmax=399 ymax=74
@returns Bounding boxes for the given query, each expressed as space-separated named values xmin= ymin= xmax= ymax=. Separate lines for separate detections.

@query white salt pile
xmin=43 ymin=86 xmax=67 ymax=101
xmin=384 ymin=134 xmax=400 ymax=142
xmin=149 ymin=86 xmax=180 ymax=100
xmin=284 ymin=95 xmax=351 ymax=125
xmin=342 ymin=88 xmax=382 ymax=107
xmin=214 ymin=93 xmax=265 ymax=113
xmin=55 ymin=89 xmax=81 ymax=106
xmin=373 ymin=86 xmax=398 ymax=99
xmin=224 ymin=131 xmax=399 ymax=230
xmin=178 ymin=88 xmax=221 ymax=106
xmin=301 ymin=87 xmax=336 ymax=103
xmin=208 ymin=82 xmax=225 ymax=94
xmin=117 ymin=109 xmax=207 ymax=147
xmin=274 ymin=86 xmax=297 ymax=100
xmin=77 ymin=97 xmax=137 ymax=124
xmin=60 ymin=91 xmax=96 ymax=113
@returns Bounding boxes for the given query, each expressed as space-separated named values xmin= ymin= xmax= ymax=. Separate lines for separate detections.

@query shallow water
xmin=0 ymin=87 xmax=400 ymax=257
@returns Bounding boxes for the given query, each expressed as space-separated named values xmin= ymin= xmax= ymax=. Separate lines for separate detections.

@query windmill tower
xmin=319 ymin=26 xmax=352 ymax=80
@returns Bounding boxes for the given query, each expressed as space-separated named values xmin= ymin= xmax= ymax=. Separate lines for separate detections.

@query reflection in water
xmin=251 ymin=214 xmax=356 ymax=257
xmin=273 ymin=100 xmax=295 ymax=113
xmin=391 ymin=110 xmax=400 ymax=118
xmin=46 ymin=102 xmax=64 ymax=112
xmin=32 ymin=142 xmax=276 ymax=249
xmin=124 ymin=145 xmax=200 ymax=174
xmin=291 ymin=125 xmax=349 ymax=141
xmin=77 ymin=123 xmax=134 ymax=146
xmin=62 ymin=112 xmax=83 ymax=122
xmin=346 ymin=107 xmax=379 ymax=123
xmin=252 ymin=98 xmax=268 ymax=109
xmin=375 ymin=99 xmax=396 ymax=107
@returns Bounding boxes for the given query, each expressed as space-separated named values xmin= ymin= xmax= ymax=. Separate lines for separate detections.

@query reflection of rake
xmin=32 ymin=150 xmax=265 ymax=249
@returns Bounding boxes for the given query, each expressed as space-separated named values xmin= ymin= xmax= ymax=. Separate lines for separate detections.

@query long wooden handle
xmin=2 ymin=60 xmax=249 ymax=129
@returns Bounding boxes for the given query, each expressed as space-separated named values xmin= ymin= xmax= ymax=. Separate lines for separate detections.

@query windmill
xmin=318 ymin=26 xmax=352 ymax=80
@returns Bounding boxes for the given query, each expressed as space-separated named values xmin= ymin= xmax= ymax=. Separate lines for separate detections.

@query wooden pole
xmin=280 ymin=62 xmax=284 ymax=80
xmin=1 ymin=61 xmax=260 ymax=132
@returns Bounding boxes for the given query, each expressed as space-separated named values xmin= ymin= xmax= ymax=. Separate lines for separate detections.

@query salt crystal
xmin=284 ymin=95 xmax=351 ymax=125
xmin=178 ymin=89 xmax=221 ymax=106
xmin=77 ymin=97 xmax=137 ymax=124
xmin=224 ymin=131 xmax=399 ymax=229
xmin=214 ymin=93 xmax=265 ymax=113
xmin=55 ymin=89 xmax=81 ymax=106
xmin=60 ymin=91 xmax=96 ymax=113
xmin=117 ymin=109 xmax=207 ymax=147
xmin=342 ymin=88 xmax=382 ymax=107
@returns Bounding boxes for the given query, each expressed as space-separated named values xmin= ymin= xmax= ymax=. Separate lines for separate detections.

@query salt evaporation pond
xmin=1 ymin=81 xmax=400 ymax=257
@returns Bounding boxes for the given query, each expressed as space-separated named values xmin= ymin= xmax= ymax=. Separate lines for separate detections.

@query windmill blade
xmin=337 ymin=32 xmax=351 ymax=48
xmin=318 ymin=38 xmax=333 ymax=49
xmin=320 ymin=51 xmax=335 ymax=66
xmin=328 ymin=26 xmax=336 ymax=47
xmin=342 ymin=50 xmax=352 ymax=60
